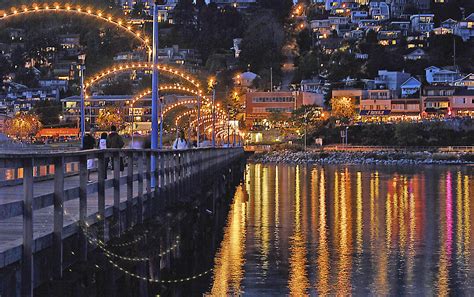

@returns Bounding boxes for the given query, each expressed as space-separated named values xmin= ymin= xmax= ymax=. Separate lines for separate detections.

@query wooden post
xmin=145 ymin=152 xmax=151 ymax=218
xmin=22 ymin=158 xmax=34 ymax=297
xmin=53 ymin=156 xmax=64 ymax=279
xmin=126 ymin=151 xmax=134 ymax=228
xmin=137 ymin=152 xmax=144 ymax=224
xmin=79 ymin=154 xmax=88 ymax=261
xmin=97 ymin=152 xmax=106 ymax=240
xmin=153 ymin=152 xmax=160 ymax=213
xmin=113 ymin=152 xmax=121 ymax=236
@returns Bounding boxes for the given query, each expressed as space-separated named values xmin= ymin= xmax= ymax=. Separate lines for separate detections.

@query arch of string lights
xmin=0 ymin=3 xmax=151 ymax=53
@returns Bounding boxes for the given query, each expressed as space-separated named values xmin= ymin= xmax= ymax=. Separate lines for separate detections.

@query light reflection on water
xmin=208 ymin=164 xmax=474 ymax=296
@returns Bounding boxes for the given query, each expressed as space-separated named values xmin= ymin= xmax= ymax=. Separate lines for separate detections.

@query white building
xmin=400 ymin=77 xmax=422 ymax=98
xmin=403 ymin=48 xmax=427 ymax=61
xmin=454 ymin=13 xmax=474 ymax=41
xmin=410 ymin=14 xmax=434 ymax=35
xmin=351 ymin=11 xmax=368 ymax=23
xmin=454 ymin=74 xmax=474 ymax=90
xmin=425 ymin=66 xmax=462 ymax=85
xmin=375 ymin=70 xmax=412 ymax=96
xmin=369 ymin=1 xmax=390 ymax=21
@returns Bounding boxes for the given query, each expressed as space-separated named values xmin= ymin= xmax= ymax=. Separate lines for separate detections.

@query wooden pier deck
xmin=0 ymin=148 xmax=244 ymax=297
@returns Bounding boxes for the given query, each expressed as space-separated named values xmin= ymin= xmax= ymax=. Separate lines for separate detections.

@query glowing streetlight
xmin=208 ymin=77 xmax=217 ymax=147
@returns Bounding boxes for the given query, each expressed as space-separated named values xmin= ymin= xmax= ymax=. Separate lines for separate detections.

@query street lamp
xmin=78 ymin=53 xmax=86 ymax=148
xmin=151 ymin=0 xmax=163 ymax=151
xmin=197 ymin=94 xmax=201 ymax=147
xmin=208 ymin=77 xmax=217 ymax=147
xmin=304 ymin=107 xmax=309 ymax=151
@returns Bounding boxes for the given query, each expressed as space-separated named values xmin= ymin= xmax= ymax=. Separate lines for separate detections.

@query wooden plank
xmin=22 ymin=158 xmax=33 ymax=297
xmin=137 ymin=152 xmax=144 ymax=224
xmin=53 ymin=156 xmax=64 ymax=279
xmin=146 ymin=152 xmax=151 ymax=201
xmin=126 ymin=151 xmax=134 ymax=228
xmin=97 ymin=153 xmax=106 ymax=240
xmin=113 ymin=152 xmax=121 ymax=236
xmin=78 ymin=155 xmax=88 ymax=261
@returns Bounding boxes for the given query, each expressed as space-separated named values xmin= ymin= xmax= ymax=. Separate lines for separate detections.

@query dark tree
xmin=297 ymin=28 xmax=312 ymax=54
xmin=239 ymin=11 xmax=285 ymax=74
xmin=14 ymin=67 xmax=39 ymax=88
xmin=31 ymin=100 xmax=62 ymax=126
xmin=257 ymin=0 xmax=294 ymax=21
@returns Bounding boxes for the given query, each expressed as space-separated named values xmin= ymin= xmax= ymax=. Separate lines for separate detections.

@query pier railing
xmin=0 ymin=147 xmax=244 ymax=296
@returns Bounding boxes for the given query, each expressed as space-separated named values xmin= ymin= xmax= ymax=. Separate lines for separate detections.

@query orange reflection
xmin=316 ymin=169 xmax=330 ymax=295
xmin=210 ymin=185 xmax=247 ymax=295
xmin=288 ymin=165 xmax=309 ymax=295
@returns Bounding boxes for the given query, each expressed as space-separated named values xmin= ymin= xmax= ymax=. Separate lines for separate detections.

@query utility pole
xmin=78 ymin=54 xmax=86 ymax=148
xmin=270 ymin=67 xmax=273 ymax=92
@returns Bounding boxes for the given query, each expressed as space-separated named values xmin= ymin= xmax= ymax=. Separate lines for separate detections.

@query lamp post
xmin=197 ymin=95 xmax=201 ymax=147
xmin=209 ymin=78 xmax=217 ymax=147
xmin=78 ymin=54 xmax=86 ymax=148
xmin=151 ymin=0 xmax=161 ymax=151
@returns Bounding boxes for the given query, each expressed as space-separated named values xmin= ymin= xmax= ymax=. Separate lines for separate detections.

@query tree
xmin=267 ymin=111 xmax=287 ymax=128
xmin=330 ymin=97 xmax=355 ymax=119
xmin=172 ymin=0 xmax=196 ymax=46
xmin=196 ymin=4 xmax=244 ymax=65
xmin=296 ymin=28 xmax=312 ymax=54
xmin=14 ymin=67 xmax=39 ymax=88
xmin=290 ymin=105 xmax=323 ymax=129
xmin=239 ymin=11 xmax=285 ymax=74
xmin=96 ymin=106 xmax=126 ymax=131
xmin=4 ymin=113 xmax=42 ymax=140
xmin=31 ymin=100 xmax=62 ymax=126
xmin=0 ymin=54 xmax=11 ymax=82
xmin=257 ymin=0 xmax=294 ymax=21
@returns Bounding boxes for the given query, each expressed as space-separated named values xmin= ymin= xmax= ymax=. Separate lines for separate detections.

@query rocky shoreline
xmin=249 ymin=150 xmax=474 ymax=166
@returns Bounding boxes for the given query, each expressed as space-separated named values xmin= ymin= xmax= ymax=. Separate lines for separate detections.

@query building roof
xmin=240 ymin=71 xmax=258 ymax=81
xmin=465 ymin=13 xmax=474 ymax=21
xmin=401 ymin=77 xmax=422 ymax=88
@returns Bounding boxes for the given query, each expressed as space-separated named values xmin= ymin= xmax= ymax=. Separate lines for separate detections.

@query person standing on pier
xmin=173 ymin=130 xmax=188 ymax=150
xmin=83 ymin=128 xmax=97 ymax=183
xmin=107 ymin=125 xmax=125 ymax=171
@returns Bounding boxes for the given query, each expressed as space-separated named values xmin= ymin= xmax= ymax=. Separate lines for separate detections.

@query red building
xmin=245 ymin=91 xmax=303 ymax=128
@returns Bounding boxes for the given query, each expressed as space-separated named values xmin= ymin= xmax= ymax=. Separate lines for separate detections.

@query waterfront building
xmin=401 ymin=77 xmax=422 ymax=97
xmin=421 ymin=85 xmax=455 ymax=117
xmin=450 ymin=88 xmax=474 ymax=117
xmin=245 ymin=91 xmax=317 ymax=128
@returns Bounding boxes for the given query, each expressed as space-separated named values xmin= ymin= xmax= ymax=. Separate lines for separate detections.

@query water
xmin=208 ymin=164 xmax=474 ymax=296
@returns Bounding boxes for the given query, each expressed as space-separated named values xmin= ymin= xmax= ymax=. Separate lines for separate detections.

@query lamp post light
xmin=208 ymin=77 xmax=217 ymax=147
xmin=78 ymin=53 xmax=86 ymax=148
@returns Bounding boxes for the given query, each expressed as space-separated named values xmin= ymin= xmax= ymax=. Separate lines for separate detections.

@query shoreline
xmin=249 ymin=150 xmax=474 ymax=166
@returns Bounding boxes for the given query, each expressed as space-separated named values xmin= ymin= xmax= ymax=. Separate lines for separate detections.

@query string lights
xmin=106 ymin=258 xmax=213 ymax=284
xmin=84 ymin=63 xmax=203 ymax=95
xmin=0 ymin=4 xmax=151 ymax=53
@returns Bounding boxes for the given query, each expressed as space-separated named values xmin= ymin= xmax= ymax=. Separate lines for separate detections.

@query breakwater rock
xmin=249 ymin=150 xmax=474 ymax=165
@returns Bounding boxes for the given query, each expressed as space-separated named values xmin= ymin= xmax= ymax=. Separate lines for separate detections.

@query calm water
xmin=208 ymin=164 xmax=474 ymax=296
